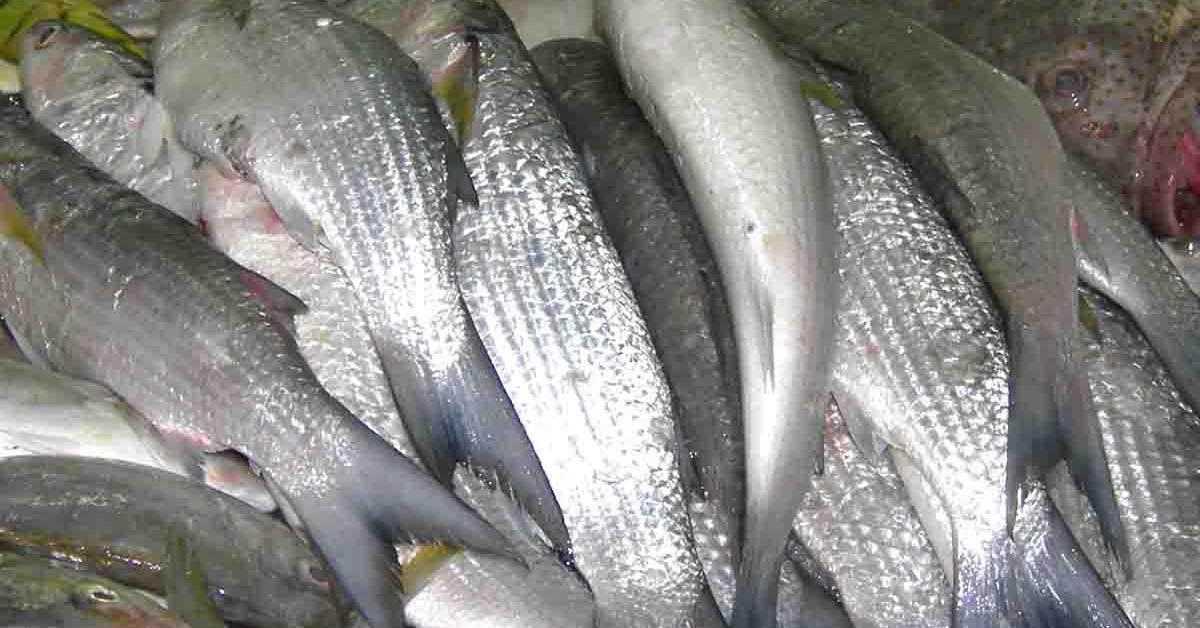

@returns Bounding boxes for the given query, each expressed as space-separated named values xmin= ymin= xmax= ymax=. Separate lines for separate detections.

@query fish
xmin=198 ymin=161 xmax=421 ymax=467
xmin=1066 ymin=157 xmax=1200 ymax=428
xmin=0 ymin=456 xmax=338 ymax=628
xmin=154 ymin=0 xmax=567 ymax=569
xmin=19 ymin=20 xmax=198 ymax=222
xmin=0 ymin=551 xmax=189 ymax=628
xmin=0 ymin=0 xmax=142 ymax=62
xmin=529 ymin=37 xmax=849 ymax=628
xmin=403 ymin=469 xmax=596 ymax=628
xmin=0 ymin=356 xmax=276 ymax=512
xmin=334 ymin=1 xmax=711 ymax=624
xmin=595 ymin=1 xmax=838 ymax=626
xmin=791 ymin=401 xmax=952 ymax=628
xmin=1157 ymin=237 xmax=1200 ymax=295
xmin=890 ymin=0 xmax=1200 ymax=239
xmin=1046 ymin=287 xmax=1200 ymax=627
xmin=0 ymin=95 xmax=511 ymax=628
xmin=494 ymin=0 xmax=597 ymax=48
xmin=748 ymin=0 xmax=1129 ymax=584
xmin=781 ymin=56 xmax=1128 ymax=627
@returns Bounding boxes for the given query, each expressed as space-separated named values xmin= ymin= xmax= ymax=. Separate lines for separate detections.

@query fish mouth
xmin=1134 ymin=80 xmax=1200 ymax=237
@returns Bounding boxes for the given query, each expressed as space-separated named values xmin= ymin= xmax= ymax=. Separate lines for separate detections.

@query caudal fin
xmin=1004 ymin=317 xmax=1129 ymax=573
xmin=1011 ymin=485 xmax=1132 ymax=628
xmin=283 ymin=418 xmax=514 ymax=628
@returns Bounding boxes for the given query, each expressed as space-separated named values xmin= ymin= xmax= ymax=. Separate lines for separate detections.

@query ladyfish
xmin=332 ymin=1 xmax=712 ymax=624
xmin=153 ymin=0 xmax=567 ymax=562
xmin=0 ymin=456 xmax=339 ymax=628
xmin=0 ymin=356 xmax=275 ymax=512
xmin=19 ymin=20 xmax=197 ymax=222
xmin=595 ymin=1 xmax=837 ymax=626
xmin=0 ymin=551 xmax=189 ymax=628
xmin=1048 ymin=288 xmax=1200 ymax=627
xmin=0 ymin=96 xmax=511 ymax=628
xmin=791 ymin=58 xmax=1129 ymax=627
xmin=748 ymin=0 xmax=1128 ymax=587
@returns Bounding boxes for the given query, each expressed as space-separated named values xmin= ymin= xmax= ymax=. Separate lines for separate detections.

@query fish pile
xmin=0 ymin=0 xmax=1195 ymax=627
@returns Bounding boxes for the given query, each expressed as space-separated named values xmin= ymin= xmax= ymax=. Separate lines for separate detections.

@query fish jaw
xmin=1133 ymin=40 xmax=1200 ymax=237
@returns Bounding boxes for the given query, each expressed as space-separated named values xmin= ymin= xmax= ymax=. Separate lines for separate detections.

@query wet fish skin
xmin=1157 ymin=237 xmax=1200 ymax=296
xmin=155 ymin=0 xmax=566 ymax=563
xmin=339 ymin=1 xmax=710 ymax=624
xmin=595 ymin=2 xmax=837 ymax=626
xmin=198 ymin=163 xmax=421 ymax=467
xmin=1048 ymin=288 xmax=1200 ymax=627
xmin=0 ymin=551 xmax=190 ymax=628
xmin=0 ymin=97 xmax=510 ymax=628
xmin=792 ymin=401 xmax=951 ymax=628
xmin=0 ymin=456 xmax=338 ymax=628
xmin=19 ymin=20 xmax=197 ymax=222
xmin=748 ymin=0 xmax=1128 ymax=581
xmin=0 ymin=356 xmax=276 ymax=512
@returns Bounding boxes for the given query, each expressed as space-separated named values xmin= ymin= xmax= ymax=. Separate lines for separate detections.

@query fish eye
xmin=299 ymin=559 xmax=330 ymax=587
xmin=74 ymin=585 xmax=119 ymax=606
xmin=32 ymin=23 xmax=62 ymax=50
xmin=1053 ymin=68 xmax=1087 ymax=98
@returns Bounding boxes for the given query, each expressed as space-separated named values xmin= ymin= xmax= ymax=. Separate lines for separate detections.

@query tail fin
xmin=1004 ymin=318 xmax=1129 ymax=572
xmin=282 ymin=418 xmax=514 ymax=628
xmin=952 ymin=536 xmax=1010 ymax=628
xmin=1011 ymin=485 xmax=1132 ymax=628
xmin=730 ymin=526 xmax=788 ymax=628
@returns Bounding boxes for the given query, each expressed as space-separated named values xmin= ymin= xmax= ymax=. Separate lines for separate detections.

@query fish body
xmin=0 ymin=96 xmax=510 ymax=628
xmin=0 ymin=456 xmax=338 ymax=628
xmin=336 ymin=1 xmax=710 ymax=624
xmin=19 ymin=20 xmax=197 ymax=221
xmin=595 ymin=2 xmax=837 ymax=626
xmin=495 ymin=0 xmax=596 ymax=47
xmin=0 ymin=356 xmax=275 ymax=512
xmin=1048 ymin=288 xmax=1200 ymax=627
xmin=0 ymin=551 xmax=189 ymax=628
xmin=1158 ymin=237 xmax=1200 ymax=295
xmin=749 ymin=0 xmax=1128 ymax=587
xmin=154 ymin=0 xmax=566 ymax=561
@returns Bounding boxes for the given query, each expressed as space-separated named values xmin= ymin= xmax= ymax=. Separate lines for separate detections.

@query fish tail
xmin=1011 ymin=485 xmax=1133 ymax=628
xmin=1004 ymin=317 xmax=1128 ymax=571
xmin=730 ymin=524 xmax=788 ymax=628
xmin=284 ymin=417 xmax=514 ymax=628
xmin=952 ymin=535 xmax=1011 ymax=628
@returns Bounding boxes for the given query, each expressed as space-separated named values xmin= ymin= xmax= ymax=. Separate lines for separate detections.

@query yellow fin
xmin=1078 ymin=293 xmax=1100 ymax=338
xmin=0 ymin=186 xmax=42 ymax=262
xmin=0 ymin=0 xmax=143 ymax=62
xmin=430 ymin=37 xmax=480 ymax=146
xmin=399 ymin=543 xmax=458 ymax=597
xmin=799 ymin=79 xmax=843 ymax=110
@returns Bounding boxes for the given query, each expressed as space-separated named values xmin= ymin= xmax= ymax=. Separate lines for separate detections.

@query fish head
xmin=19 ymin=19 xmax=151 ymax=115
xmin=66 ymin=579 xmax=190 ymax=628
xmin=1132 ymin=12 xmax=1200 ymax=237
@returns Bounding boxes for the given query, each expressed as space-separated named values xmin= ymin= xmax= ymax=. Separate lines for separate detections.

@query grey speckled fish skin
xmin=797 ymin=60 xmax=1129 ymax=628
xmin=0 ymin=356 xmax=276 ymax=513
xmin=198 ymin=164 xmax=421 ymax=467
xmin=19 ymin=21 xmax=197 ymax=223
xmin=0 ymin=456 xmax=338 ymax=628
xmin=595 ymin=2 xmax=837 ymax=627
xmin=749 ymin=0 xmax=1129 ymax=583
xmin=0 ymin=98 xmax=511 ymax=628
xmin=0 ymin=551 xmax=190 ymax=628
xmin=1048 ymin=288 xmax=1200 ymax=627
xmin=793 ymin=400 xmax=951 ymax=628
xmin=337 ymin=1 xmax=710 ymax=625
xmin=1158 ymin=237 xmax=1200 ymax=296
xmin=154 ymin=0 xmax=567 ymax=561
xmin=1066 ymin=159 xmax=1200 ymax=430
xmin=403 ymin=469 xmax=596 ymax=628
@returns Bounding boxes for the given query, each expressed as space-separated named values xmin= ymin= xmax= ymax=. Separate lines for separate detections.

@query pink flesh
xmin=1141 ymin=126 xmax=1200 ymax=237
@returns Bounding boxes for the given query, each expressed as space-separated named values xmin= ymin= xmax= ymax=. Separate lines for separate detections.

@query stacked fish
xmin=0 ymin=0 xmax=1195 ymax=627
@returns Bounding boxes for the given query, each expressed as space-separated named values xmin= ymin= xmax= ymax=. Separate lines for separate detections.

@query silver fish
xmin=19 ymin=21 xmax=197 ymax=222
xmin=0 ymin=95 xmax=510 ymax=628
xmin=1048 ymin=288 xmax=1200 ymax=627
xmin=748 ymin=0 xmax=1129 ymax=575
xmin=801 ymin=61 xmax=1129 ymax=627
xmin=595 ymin=2 xmax=838 ymax=626
xmin=1157 ymin=237 xmax=1200 ymax=296
xmin=154 ymin=0 xmax=567 ymax=564
xmin=0 ymin=356 xmax=275 ymax=512
xmin=335 ymin=1 xmax=710 ymax=624
xmin=494 ymin=0 xmax=596 ymax=48
xmin=197 ymin=165 xmax=420 ymax=466
xmin=792 ymin=401 xmax=951 ymax=628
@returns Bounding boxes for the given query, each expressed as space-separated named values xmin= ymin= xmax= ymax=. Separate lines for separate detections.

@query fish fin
xmin=431 ymin=31 xmax=481 ymax=147
xmin=1070 ymin=207 xmax=1110 ymax=283
xmin=5 ymin=322 xmax=48 ymax=369
xmin=444 ymin=143 xmax=478 ymax=225
xmin=951 ymin=532 xmax=1013 ymax=628
xmin=398 ymin=543 xmax=458 ymax=598
xmin=375 ymin=340 xmax=459 ymax=484
xmin=237 ymin=269 xmax=307 ymax=336
xmin=784 ymin=533 xmax=840 ymax=599
xmin=1011 ymin=485 xmax=1134 ymax=628
xmin=1076 ymin=293 xmax=1100 ymax=340
xmin=731 ymin=539 xmax=786 ymax=628
xmin=196 ymin=450 xmax=276 ymax=513
xmin=830 ymin=393 xmax=887 ymax=464
xmin=163 ymin=524 xmax=228 ymax=628
xmin=282 ymin=419 xmax=515 ymax=628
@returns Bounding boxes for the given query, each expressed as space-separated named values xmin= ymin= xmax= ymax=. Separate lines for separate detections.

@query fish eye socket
xmin=301 ymin=560 xmax=330 ymax=586
xmin=76 ymin=585 xmax=119 ymax=604
xmin=32 ymin=23 xmax=61 ymax=50
xmin=1053 ymin=68 xmax=1087 ymax=98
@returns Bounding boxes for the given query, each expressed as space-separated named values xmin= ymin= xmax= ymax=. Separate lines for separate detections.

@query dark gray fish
xmin=0 ymin=96 xmax=510 ymax=628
